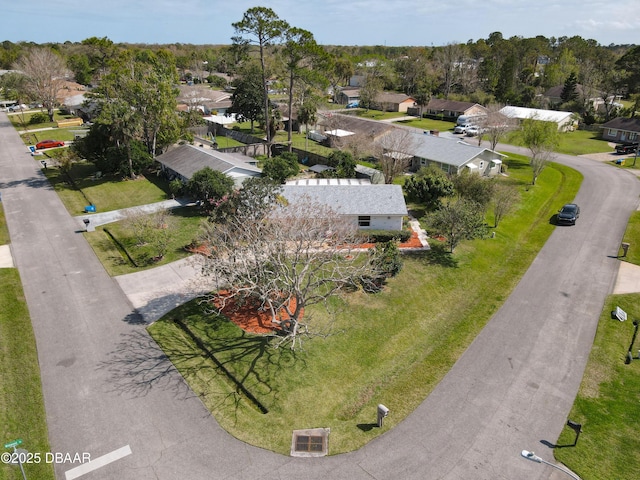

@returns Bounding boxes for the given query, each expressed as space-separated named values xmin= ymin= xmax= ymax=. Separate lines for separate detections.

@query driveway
xmin=2 ymin=109 xmax=639 ymax=479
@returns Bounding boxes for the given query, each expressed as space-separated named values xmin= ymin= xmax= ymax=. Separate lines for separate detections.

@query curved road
xmin=1 ymin=111 xmax=638 ymax=479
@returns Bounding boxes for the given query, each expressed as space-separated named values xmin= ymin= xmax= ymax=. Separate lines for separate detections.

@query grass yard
xmin=554 ymin=294 xmax=640 ymax=480
xmin=354 ymin=109 xmax=411 ymax=121
xmin=619 ymin=211 xmax=640 ymax=262
xmin=149 ymin=154 xmax=582 ymax=455
xmin=84 ymin=206 xmax=206 ymax=276
xmin=392 ymin=117 xmax=457 ymax=133
xmin=0 ymin=201 xmax=55 ymax=480
xmin=272 ymin=131 xmax=334 ymax=157
xmin=504 ymin=128 xmax=614 ymax=156
xmin=43 ymin=161 xmax=172 ymax=215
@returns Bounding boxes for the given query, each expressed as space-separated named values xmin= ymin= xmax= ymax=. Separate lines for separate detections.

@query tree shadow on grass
xmin=406 ymin=243 xmax=458 ymax=268
xmin=99 ymin=314 xmax=305 ymax=417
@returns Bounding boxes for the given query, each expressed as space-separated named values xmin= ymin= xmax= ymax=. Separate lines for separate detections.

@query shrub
xmin=356 ymin=229 xmax=411 ymax=243
xmin=29 ymin=112 xmax=49 ymax=125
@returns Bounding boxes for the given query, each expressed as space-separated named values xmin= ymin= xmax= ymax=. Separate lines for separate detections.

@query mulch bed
xmin=212 ymin=292 xmax=301 ymax=334
xmin=203 ymin=232 xmax=425 ymax=334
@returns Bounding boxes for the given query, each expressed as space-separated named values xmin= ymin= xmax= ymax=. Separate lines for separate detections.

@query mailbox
xmin=377 ymin=404 xmax=389 ymax=428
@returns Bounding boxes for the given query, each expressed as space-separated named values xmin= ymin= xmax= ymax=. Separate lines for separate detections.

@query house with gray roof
xmin=600 ymin=117 xmax=640 ymax=144
xmin=280 ymin=184 xmax=407 ymax=231
xmin=155 ymin=144 xmax=261 ymax=187
xmin=384 ymin=132 xmax=506 ymax=176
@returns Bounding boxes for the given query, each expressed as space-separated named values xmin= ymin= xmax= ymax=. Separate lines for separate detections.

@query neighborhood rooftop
xmin=280 ymin=184 xmax=408 ymax=217
xmin=405 ymin=132 xmax=505 ymax=168
xmin=155 ymin=144 xmax=261 ymax=179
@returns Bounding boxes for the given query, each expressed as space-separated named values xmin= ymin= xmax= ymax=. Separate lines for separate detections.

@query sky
xmin=3 ymin=0 xmax=640 ymax=47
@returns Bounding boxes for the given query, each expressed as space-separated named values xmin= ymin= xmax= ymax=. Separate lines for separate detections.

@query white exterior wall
xmin=346 ymin=215 xmax=404 ymax=231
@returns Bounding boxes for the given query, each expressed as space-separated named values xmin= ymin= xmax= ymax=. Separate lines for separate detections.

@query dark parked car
xmin=36 ymin=140 xmax=65 ymax=150
xmin=615 ymin=142 xmax=639 ymax=154
xmin=557 ymin=203 xmax=580 ymax=225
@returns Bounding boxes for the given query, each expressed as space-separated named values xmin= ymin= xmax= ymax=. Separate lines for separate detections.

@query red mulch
xmin=354 ymin=230 xmax=424 ymax=249
xmin=212 ymin=292 xmax=302 ymax=334
xmin=201 ymin=232 xmax=424 ymax=335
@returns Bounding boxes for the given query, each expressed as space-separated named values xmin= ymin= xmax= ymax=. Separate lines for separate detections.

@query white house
xmin=499 ymin=106 xmax=576 ymax=131
xmin=280 ymin=184 xmax=407 ymax=231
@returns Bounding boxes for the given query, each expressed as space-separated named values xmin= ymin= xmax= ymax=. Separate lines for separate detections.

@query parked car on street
xmin=465 ymin=126 xmax=483 ymax=137
xmin=454 ymin=123 xmax=474 ymax=134
xmin=615 ymin=142 xmax=639 ymax=154
xmin=557 ymin=203 xmax=580 ymax=225
xmin=36 ymin=140 xmax=65 ymax=150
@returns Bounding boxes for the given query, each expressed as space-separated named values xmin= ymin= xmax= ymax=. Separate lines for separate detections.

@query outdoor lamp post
xmin=521 ymin=450 xmax=581 ymax=480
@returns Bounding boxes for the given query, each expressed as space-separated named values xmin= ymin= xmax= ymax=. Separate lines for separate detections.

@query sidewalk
xmin=74 ymin=197 xmax=194 ymax=230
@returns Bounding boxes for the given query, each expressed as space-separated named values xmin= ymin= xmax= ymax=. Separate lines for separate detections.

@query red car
xmin=36 ymin=140 xmax=65 ymax=150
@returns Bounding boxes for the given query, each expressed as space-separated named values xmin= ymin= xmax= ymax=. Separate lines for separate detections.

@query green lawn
xmin=392 ymin=117 xmax=457 ymax=133
xmin=504 ymin=128 xmax=614 ymax=156
xmin=84 ymin=206 xmax=206 ymax=276
xmin=355 ymin=109 xmax=411 ymax=121
xmin=554 ymin=294 xmax=640 ymax=480
xmin=44 ymin=161 xmax=172 ymax=215
xmin=148 ymin=154 xmax=583 ymax=455
xmin=0 ymin=201 xmax=55 ymax=480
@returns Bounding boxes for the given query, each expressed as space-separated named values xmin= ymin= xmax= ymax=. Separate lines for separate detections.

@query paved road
xmin=2 ymin=109 xmax=639 ymax=480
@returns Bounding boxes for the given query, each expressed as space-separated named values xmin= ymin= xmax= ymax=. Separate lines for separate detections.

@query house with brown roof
xmin=424 ymin=99 xmax=487 ymax=119
xmin=600 ymin=117 xmax=640 ymax=144
xmin=373 ymin=92 xmax=416 ymax=113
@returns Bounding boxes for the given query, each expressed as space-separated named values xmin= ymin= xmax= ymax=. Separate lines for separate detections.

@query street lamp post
xmin=521 ymin=450 xmax=581 ymax=480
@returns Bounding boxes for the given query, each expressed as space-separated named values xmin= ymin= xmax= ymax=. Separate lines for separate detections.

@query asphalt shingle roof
xmin=601 ymin=117 xmax=640 ymax=133
xmin=280 ymin=184 xmax=407 ymax=216
xmin=155 ymin=144 xmax=261 ymax=179
xmin=399 ymin=132 xmax=505 ymax=168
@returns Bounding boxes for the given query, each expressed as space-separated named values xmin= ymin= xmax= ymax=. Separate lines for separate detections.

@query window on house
xmin=629 ymin=132 xmax=638 ymax=141
xmin=358 ymin=216 xmax=371 ymax=227
xmin=608 ymin=129 xmax=617 ymax=137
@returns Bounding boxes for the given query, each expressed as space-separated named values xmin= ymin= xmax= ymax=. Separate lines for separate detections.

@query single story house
xmin=543 ymin=84 xmax=622 ymax=113
xmin=499 ymin=106 xmax=576 ymax=131
xmin=177 ymin=85 xmax=232 ymax=115
xmin=424 ymin=99 xmax=487 ymax=119
xmin=336 ymin=88 xmax=361 ymax=105
xmin=388 ymin=132 xmax=506 ymax=176
xmin=373 ymin=92 xmax=416 ymax=113
xmin=280 ymin=184 xmax=407 ymax=231
xmin=155 ymin=144 xmax=262 ymax=187
xmin=600 ymin=117 xmax=640 ymax=143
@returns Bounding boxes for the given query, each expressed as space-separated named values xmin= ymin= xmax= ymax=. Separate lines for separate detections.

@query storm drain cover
xmin=290 ymin=428 xmax=330 ymax=457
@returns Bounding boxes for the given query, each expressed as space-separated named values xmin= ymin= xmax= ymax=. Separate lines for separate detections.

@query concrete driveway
xmin=2 ymin=109 xmax=639 ymax=480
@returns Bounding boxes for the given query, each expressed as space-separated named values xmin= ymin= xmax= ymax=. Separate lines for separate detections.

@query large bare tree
xmin=479 ymin=104 xmax=516 ymax=151
xmin=14 ymin=47 xmax=69 ymax=121
xmin=198 ymin=188 xmax=388 ymax=350
xmin=375 ymin=128 xmax=416 ymax=183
